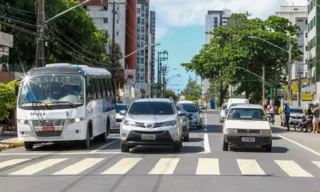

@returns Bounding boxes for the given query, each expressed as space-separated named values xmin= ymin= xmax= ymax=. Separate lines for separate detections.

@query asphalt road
xmin=1 ymin=112 xmax=320 ymax=192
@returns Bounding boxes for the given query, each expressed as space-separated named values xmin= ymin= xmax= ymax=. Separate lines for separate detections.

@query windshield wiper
xmin=55 ymin=101 xmax=76 ymax=107
xmin=22 ymin=101 xmax=51 ymax=109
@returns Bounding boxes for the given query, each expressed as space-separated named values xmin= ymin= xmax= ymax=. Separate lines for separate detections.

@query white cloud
xmin=155 ymin=24 xmax=169 ymax=41
xmin=150 ymin=0 xmax=309 ymax=27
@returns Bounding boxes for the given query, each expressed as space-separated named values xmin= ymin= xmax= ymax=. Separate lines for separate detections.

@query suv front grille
xmin=135 ymin=122 xmax=164 ymax=128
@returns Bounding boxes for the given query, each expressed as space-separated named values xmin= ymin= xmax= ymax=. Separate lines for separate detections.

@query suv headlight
xmin=163 ymin=120 xmax=177 ymax=127
xmin=71 ymin=117 xmax=85 ymax=123
xmin=260 ymin=129 xmax=272 ymax=134
xmin=123 ymin=120 xmax=136 ymax=126
xmin=227 ymin=129 xmax=237 ymax=134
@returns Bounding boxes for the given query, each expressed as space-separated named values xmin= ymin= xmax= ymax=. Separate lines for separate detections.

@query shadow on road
xmin=187 ymin=137 xmax=204 ymax=142
xmin=130 ymin=145 xmax=204 ymax=154
xmin=230 ymin=146 xmax=289 ymax=153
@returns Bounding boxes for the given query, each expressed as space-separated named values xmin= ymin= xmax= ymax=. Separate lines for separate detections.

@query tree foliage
xmin=164 ymin=89 xmax=178 ymax=101
xmin=182 ymin=13 xmax=302 ymax=102
xmin=180 ymin=76 xmax=201 ymax=103
xmin=0 ymin=84 xmax=16 ymax=119
xmin=0 ymin=0 xmax=122 ymax=72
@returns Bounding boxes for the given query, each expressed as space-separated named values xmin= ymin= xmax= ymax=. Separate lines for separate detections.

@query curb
xmin=0 ymin=141 xmax=24 ymax=150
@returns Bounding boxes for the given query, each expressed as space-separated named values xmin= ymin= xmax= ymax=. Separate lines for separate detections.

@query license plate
xmin=42 ymin=126 xmax=55 ymax=132
xmin=141 ymin=134 xmax=156 ymax=140
xmin=241 ymin=137 xmax=255 ymax=142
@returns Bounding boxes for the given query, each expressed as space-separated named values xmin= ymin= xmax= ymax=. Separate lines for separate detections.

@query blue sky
xmin=150 ymin=0 xmax=307 ymax=94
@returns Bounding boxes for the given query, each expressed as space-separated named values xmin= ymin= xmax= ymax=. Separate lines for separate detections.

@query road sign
xmin=291 ymin=85 xmax=298 ymax=92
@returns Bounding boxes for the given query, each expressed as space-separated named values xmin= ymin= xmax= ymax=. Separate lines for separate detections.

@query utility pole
xmin=111 ymin=1 xmax=117 ymax=95
xmin=288 ymin=39 xmax=292 ymax=105
xmin=157 ymin=51 xmax=168 ymax=97
xmin=35 ymin=0 xmax=45 ymax=67
xmin=162 ymin=65 xmax=167 ymax=98
xmin=262 ymin=64 xmax=265 ymax=103
xmin=298 ymin=63 xmax=302 ymax=107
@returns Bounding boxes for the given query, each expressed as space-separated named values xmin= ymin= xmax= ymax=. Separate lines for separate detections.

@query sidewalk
xmin=0 ymin=131 xmax=24 ymax=151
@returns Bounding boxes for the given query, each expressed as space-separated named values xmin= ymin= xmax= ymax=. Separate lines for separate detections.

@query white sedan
xmin=222 ymin=105 xmax=272 ymax=152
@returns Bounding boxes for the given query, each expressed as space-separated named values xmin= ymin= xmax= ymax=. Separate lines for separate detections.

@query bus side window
xmin=103 ymin=78 xmax=110 ymax=96
xmin=87 ymin=77 xmax=96 ymax=102
xmin=99 ymin=78 xmax=106 ymax=98
xmin=109 ymin=79 xmax=115 ymax=96
xmin=94 ymin=78 xmax=101 ymax=99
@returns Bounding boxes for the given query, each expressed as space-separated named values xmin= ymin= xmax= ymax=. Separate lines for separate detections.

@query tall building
xmin=276 ymin=5 xmax=308 ymax=80
xmin=149 ymin=11 xmax=156 ymax=92
xmin=203 ymin=9 xmax=231 ymax=105
xmin=136 ymin=0 xmax=155 ymax=95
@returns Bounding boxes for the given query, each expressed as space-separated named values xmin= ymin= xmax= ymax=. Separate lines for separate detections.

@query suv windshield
xmin=178 ymin=103 xmax=198 ymax=112
xmin=227 ymin=108 xmax=266 ymax=121
xmin=128 ymin=101 xmax=175 ymax=115
xmin=116 ymin=104 xmax=128 ymax=113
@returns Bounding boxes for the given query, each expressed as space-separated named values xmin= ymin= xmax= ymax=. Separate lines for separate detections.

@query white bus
xmin=16 ymin=63 xmax=116 ymax=150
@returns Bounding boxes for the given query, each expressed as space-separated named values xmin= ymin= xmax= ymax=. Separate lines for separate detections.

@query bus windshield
xmin=18 ymin=74 xmax=84 ymax=108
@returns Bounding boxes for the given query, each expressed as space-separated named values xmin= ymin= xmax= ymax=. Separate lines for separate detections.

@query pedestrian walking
xmin=283 ymin=102 xmax=291 ymax=131
xmin=311 ymin=103 xmax=319 ymax=134
xmin=267 ymin=100 xmax=276 ymax=125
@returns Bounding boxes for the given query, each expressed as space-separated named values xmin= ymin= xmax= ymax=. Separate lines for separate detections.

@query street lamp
xmin=235 ymin=67 xmax=267 ymax=102
xmin=248 ymin=36 xmax=292 ymax=104
xmin=125 ymin=43 xmax=160 ymax=58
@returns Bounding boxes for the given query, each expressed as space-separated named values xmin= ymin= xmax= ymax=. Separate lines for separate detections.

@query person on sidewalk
xmin=283 ymin=102 xmax=291 ymax=131
xmin=267 ymin=100 xmax=276 ymax=125
xmin=311 ymin=103 xmax=319 ymax=134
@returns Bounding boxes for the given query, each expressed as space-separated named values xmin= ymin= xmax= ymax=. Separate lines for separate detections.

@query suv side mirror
xmin=178 ymin=110 xmax=186 ymax=116
xmin=119 ymin=110 xmax=127 ymax=116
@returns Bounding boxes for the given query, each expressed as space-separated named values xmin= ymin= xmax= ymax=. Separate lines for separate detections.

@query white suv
xmin=120 ymin=98 xmax=184 ymax=153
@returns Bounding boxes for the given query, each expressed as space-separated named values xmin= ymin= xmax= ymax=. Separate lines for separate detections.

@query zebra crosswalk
xmin=0 ymin=157 xmax=320 ymax=178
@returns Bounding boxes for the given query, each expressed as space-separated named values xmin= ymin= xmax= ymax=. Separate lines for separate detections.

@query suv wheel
xmin=24 ymin=142 xmax=34 ymax=150
xmin=121 ymin=143 xmax=129 ymax=153
xmin=183 ymin=131 xmax=189 ymax=142
xmin=265 ymin=141 xmax=272 ymax=152
xmin=222 ymin=137 xmax=228 ymax=151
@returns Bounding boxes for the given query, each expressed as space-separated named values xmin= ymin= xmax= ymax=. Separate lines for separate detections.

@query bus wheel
xmin=100 ymin=122 xmax=109 ymax=142
xmin=82 ymin=128 xmax=91 ymax=149
xmin=24 ymin=142 xmax=34 ymax=150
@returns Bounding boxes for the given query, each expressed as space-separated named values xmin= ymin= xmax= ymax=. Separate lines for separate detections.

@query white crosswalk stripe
xmin=196 ymin=158 xmax=220 ymax=175
xmin=101 ymin=158 xmax=142 ymax=174
xmin=10 ymin=158 xmax=67 ymax=175
xmin=275 ymin=160 xmax=313 ymax=177
xmin=237 ymin=159 xmax=265 ymax=175
xmin=149 ymin=158 xmax=180 ymax=175
xmin=0 ymin=159 xmax=30 ymax=169
xmin=0 ymin=157 xmax=319 ymax=177
xmin=53 ymin=158 xmax=104 ymax=175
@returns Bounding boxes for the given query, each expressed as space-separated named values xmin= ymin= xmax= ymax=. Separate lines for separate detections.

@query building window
xmin=305 ymin=32 xmax=308 ymax=38
xmin=141 ymin=18 xmax=145 ymax=24
xmin=306 ymin=19 xmax=308 ymax=25
xmin=306 ymin=46 xmax=308 ymax=51
xmin=117 ymin=19 xmax=119 ymax=24
xmin=137 ymin=17 xmax=140 ymax=24
xmin=213 ymin=17 xmax=218 ymax=26
xmin=137 ymin=8 xmax=140 ymax=14
xmin=116 ymin=31 xmax=119 ymax=36
xmin=297 ymin=19 xmax=303 ymax=22
xmin=103 ymin=18 xmax=108 ymax=23
xmin=103 ymin=6 xmax=108 ymax=11
xmin=141 ymin=5 xmax=144 ymax=11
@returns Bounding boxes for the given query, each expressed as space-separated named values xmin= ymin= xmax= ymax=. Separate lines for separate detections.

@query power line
xmin=0 ymin=4 xmax=36 ymax=14
xmin=0 ymin=15 xmax=36 ymax=28
xmin=0 ymin=20 xmax=36 ymax=36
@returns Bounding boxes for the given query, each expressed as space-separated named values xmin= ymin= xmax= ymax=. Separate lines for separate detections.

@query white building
xmin=203 ymin=9 xmax=231 ymax=105
xmin=84 ymin=0 xmax=126 ymax=69
xmin=276 ymin=5 xmax=308 ymax=80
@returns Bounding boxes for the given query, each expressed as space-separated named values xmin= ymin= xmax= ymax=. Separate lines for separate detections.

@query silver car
xmin=120 ymin=98 xmax=184 ymax=153
xmin=219 ymin=103 xmax=228 ymax=123
xmin=177 ymin=103 xmax=202 ymax=129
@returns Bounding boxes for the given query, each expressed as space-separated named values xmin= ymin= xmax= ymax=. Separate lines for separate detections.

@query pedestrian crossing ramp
xmin=1 ymin=157 xmax=320 ymax=178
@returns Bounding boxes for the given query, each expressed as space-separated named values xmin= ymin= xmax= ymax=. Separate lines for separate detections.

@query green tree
xmin=0 ymin=0 xmax=122 ymax=71
xmin=180 ymin=76 xmax=201 ymax=103
xmin=164 ymin=89 xmax=178 ymax=101
xmin=182 ymin=13 xmax=302 ymax=103
xmin=0 ymin=84 xmax=16 ymax=119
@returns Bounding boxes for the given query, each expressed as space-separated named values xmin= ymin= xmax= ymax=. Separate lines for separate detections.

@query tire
xmin=173 ymin=142 xmax=182 ymax=152
xmin=184 ymin=131 xmax=189 ymax=142
xmin=222 ymin=138 xmax=228 ymax=151
xmin=296 ymin=123 xmax=303 ymax=132
xmin=121 ymin=143 xmax=129 ymax=152
xmin=265 ymin=141 xmax=272 ymax=152
xmin=100 ymin=121 xmax=109 ymax=142
xmin=82 ymin=127 xmax=91 ymax=149
xmin=24 ymin=142 xmax=34 ymax=150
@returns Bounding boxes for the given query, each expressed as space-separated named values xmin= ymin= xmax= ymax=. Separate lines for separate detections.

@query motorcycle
xmin=266 ymin=113 xmax=275 ymax=125
xmin=296 ymin=115 xmax=313 ymax=132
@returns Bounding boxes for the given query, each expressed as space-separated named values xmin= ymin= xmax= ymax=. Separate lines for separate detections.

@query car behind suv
xmin=177 ymin=102 xmax=202 ymax=129
xmin=120 ymin=98 xmax=184 ymax=152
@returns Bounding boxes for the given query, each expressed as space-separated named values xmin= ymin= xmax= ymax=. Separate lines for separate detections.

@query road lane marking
xmin=196 ymin=158 xmax=220 ymax=175
xmin=10 ymin=158 xmax=67 ymax=175
xmin=53 ymin=158 xmax=104 ymax=175
xmin=275 ymin=160 xmax=313 ymax=177
xmin=101 ymin=158 xmax=142 ymax=174
xmin=0 ymin=152 xmax=122 ymax=156
xmin=0 ymin=159 xmax=30 ymax=169
xmin=202 ymin=133 xmax=211 ymax=154
xmin=276 ymin=134 xmax=320 ymax=156
xmin=149 ymin=158 xmax=179 ymax=175
xmin=312 ymin=161 xmax=320 ymax=169
xmin=237 ymin=159 xmax=265 ymax=175
xmin=90 ymin=140 xmax=119 ymax=153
